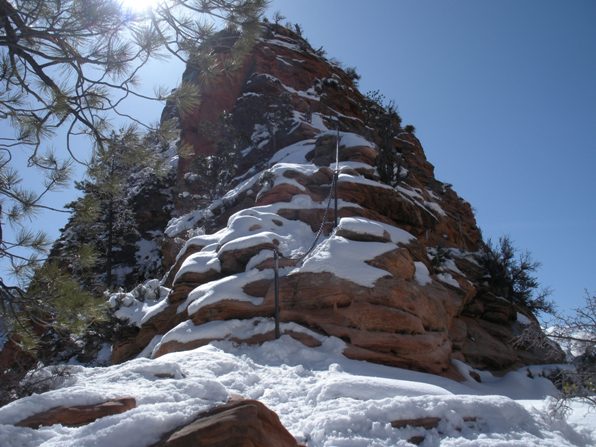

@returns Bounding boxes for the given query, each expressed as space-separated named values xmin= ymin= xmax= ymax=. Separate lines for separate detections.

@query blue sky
xmin=4 ymin=0 xmax=595 ymax=315
xmin=266 ymin=0 xmax=596 ymax=314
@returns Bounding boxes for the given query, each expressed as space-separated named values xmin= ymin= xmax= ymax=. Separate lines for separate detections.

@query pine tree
xmin=481 ymin=236 xmax=554 ymax=314
xmin=186 ymin=111 xmax=242 ymax=201
xmin=68 ymin=126 xmax=167 ymax=289
xmin=0 ymin=0 xmax=266 ymax=402
xmin=363 ymin=91 xmax=404 ymax=187
xmin=1 ymin=0 xmax=267 ymax=303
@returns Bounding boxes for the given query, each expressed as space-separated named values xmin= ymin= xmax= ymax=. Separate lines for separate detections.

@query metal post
xmin=335 ymin=123 xmax=340 ymax=168
xmin=334 ymin=124 xmax=339 ymax=227
xmin=273 ymin=249 xmax=280 ymax=339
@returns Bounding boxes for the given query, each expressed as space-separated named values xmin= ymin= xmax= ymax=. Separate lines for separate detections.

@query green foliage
xmin=67 ymin=125 xmax=170 ymax=289
xmin=185 ymin=111 xmax=242 ymax=200
xmin=233 ymin=88 xmax=294 ymax=147
xmin=0 ymin=0 xmax=266 ymax=394
xmin=404 ymin=124 xmax=416 ymax=134
xmin=314 ymin=46 xmax=327 ymax=57
xmin=481 ymin=236 xmax=555 ymax=315
xmin=429 ymin=245 xmax=451 ymax=271
xmin=1 ymin=0 xmax=266 ymax=287
xmin=2 ymin=262 xmax=106 ymax=356
xmin=28 ymin=263 xmax=106 ymax=334
xmin=345 ymin=66 xmax=361 ymax=84
xmin=0 ymin=0 xmax=267 ymax=153
xmin=272 ymin=11 xmax=286 ymax=25
xmin=0 ymin=361 xmax=73 ymax=407
xmin=363 ymin=91 xmax=404 ymax=187
xmin=1 ymin=151 xmax=71 ymax=276
xmin=169 ymin=82 xmax=203 ymax=119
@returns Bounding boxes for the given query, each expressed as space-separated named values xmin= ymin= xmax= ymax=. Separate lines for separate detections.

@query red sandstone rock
xmin=109 ymin=22 xmax=561 ymax=377
xmin=155 ymin=399 xmax=297 ymax=447
xmin=16 ymin=397 xmax=136 ymax=428
xmin=391 ymin=416 xmax=441 ymax=429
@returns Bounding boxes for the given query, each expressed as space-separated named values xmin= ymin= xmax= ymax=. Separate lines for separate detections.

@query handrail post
xmin=273 ymin=248 xmax=280 ymax=339
xmin=334 ymin=124 xmax=339 ymax=227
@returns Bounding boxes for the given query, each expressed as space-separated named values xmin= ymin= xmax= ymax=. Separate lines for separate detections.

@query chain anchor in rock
xmin=273 ymin=248 xmax=280 ymax=339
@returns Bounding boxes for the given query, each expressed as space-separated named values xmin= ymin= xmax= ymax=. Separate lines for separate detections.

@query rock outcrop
xmin=101 ymin=22 xmax=563 ymax=375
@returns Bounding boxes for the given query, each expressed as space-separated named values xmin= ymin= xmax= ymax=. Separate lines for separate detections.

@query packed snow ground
xmin=0 ymin=334 xmax=593 ymax=447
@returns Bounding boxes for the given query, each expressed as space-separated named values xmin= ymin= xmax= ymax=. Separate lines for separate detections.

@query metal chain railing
xmin=273 ymin=125 xmax=341 ymax=338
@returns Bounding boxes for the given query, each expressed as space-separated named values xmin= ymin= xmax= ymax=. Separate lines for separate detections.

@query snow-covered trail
xmin=0 ymin=335 xmax=593 ymax=447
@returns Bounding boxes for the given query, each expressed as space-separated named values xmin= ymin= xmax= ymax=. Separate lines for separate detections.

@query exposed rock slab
xmin=16 ymin=397 xmax=136 ymax=428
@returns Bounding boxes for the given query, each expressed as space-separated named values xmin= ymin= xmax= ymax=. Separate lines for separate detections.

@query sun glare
xmin=119 ymin=0 xmax=160 ymax=13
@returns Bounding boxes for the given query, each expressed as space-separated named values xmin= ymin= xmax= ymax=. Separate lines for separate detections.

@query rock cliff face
xmin=108 ymin=23 xmax=562 ymax=376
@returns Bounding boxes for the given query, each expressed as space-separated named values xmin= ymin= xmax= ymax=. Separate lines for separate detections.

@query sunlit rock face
xmin=109 ymin=23 xmax=563 ymax=376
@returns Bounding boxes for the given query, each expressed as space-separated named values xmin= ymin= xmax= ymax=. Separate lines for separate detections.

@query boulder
xmin=155 ymin=399 xmax=298 ymax=447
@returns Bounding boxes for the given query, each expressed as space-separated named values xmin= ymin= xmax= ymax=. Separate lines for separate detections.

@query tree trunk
xmin=105 ymin=199 xmax=113 ymax=289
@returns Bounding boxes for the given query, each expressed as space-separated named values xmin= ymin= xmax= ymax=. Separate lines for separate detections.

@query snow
xmin=151 ymin=317 xmax=323 ymax=356
xmin=252 ymin=192 xmax=361 ymax=214
xmin=94 ymin=344 xmax=112 ymax=366
xmin=2 ymin=336 xmax=592 ymax=447
xmin=270 ymin=139 xmax=316 ymax=164
xmin=175 ymin=229 xmax=225 ymax=260
xmin=283 ymin=83 xmax=321 ymax=101
xmin=0 ymin=356 xmax=228 ymax=447
xmin=437 ymin=272 xmax=460 ymax=288
xmin=218 ymin=231 xmax=278 ymax=255
xmin=267 ymin=162 xmax=321 ymax=190
xmin=397 ymin=185 xmax=424 ymax=200
xmin=517 ymin=312 xmax=533 ymax=325
xmin=443 ymin=257 xmax=465 ymax=275
xmin=181 ymin=268 xmax=273 ymax=316
xmin=325 ymin=106 xmax=364 ymax=124
xmin=337 ymin=217 xmax=415 ymax=245
xmin=217 ymin=206 xmax=319 ymax=259
xmin=329 ymin=160 xmax=375 ymax=172
xmin=424 ymin=200 xmax=447 ymax=217
xmin=311 ymin=129 xmax=375 ymax=151
xmin=563 ymin=401 xmax=596 ymax=443
xmin=173 ymin=250 xmax=221 ymax=283
xmin=31 ymin=69 xmax=593 ymax=447
xmin=134 ymin=237 xmax=161 ymax=275
xmin=338 ymin=172 xmax=394 ymax=190
xmin=339 ymin=132 xmax=375 ymax=149
xmin=276 ymin=55 xmax=293 ymax=67
xmin=108 ymin=279 xmax=171 ymax=327
xmin=221 ymin=170 xmax=260 ymax=203
xmin=397 ymin=185 xmax=446 ymax=219
xmin=5 ymin=31 xmax=594 ymax=447
xmin=310 ymin=113 xmax=329 ymax=131
xmin=265 ymin=38 xmax=302 ymax=52
xmin=545 ymin=327 xmax=594 ymax=358
xmin=414 ymin=261 xmax=432 ymax=286
xmin=294 ymin=235 xmax=397 ymax=287
xmin=165 ymin=206 xmax=212 ymax=237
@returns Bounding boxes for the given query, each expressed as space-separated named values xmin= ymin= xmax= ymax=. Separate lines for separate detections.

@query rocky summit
xmin=102 ymin=23 xmax=561 ymax=377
